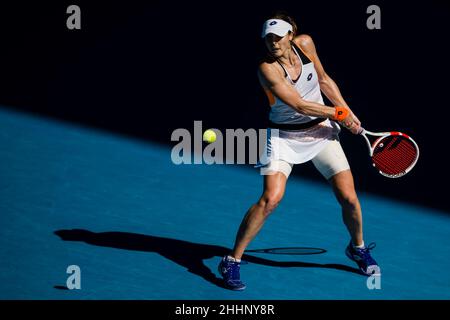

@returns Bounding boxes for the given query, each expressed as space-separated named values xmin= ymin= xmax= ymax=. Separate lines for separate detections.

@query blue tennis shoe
xmin=345 ymin=242 xmax=381 ymax=276
xmin=218 ymin=256 xmax=247 ymax=291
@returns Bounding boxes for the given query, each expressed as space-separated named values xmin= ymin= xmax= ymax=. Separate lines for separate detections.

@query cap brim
xmin=261 ymin=19 xmax=293 ymax=38
xmin=261 ymin=29 xmax=290 ymax=38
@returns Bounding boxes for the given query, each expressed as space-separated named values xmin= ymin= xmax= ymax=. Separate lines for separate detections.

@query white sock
xmin=352 ymin=241 xmax=365 ymax=249
xmin=226 ymin=255 xmax=241 ymax=263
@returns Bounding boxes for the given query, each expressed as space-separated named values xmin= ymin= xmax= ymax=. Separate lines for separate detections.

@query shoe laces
xmin=223 ymin=259 xmax=247 ymax=280
xmin=357 ymin=242 xmax=377 ymax=263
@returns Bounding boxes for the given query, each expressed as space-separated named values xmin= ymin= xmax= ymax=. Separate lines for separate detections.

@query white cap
xmin=261 ymin=19 xmax=293 ymax=38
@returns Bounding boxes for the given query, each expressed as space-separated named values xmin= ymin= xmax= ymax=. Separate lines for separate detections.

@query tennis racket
xmin=359 ymin=128 xmax=419 ymax=178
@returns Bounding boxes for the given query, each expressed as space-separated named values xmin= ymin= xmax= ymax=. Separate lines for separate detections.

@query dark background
xmin=0 ymin=1 xmax=449 ymax=212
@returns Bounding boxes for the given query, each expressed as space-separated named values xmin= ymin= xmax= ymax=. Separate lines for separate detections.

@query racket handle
xmin=358 ymin=127 xmax=366 ymax=135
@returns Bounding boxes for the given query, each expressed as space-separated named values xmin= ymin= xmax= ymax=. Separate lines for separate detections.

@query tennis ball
xmin=203 ymin=129 xmax=216 ymax=143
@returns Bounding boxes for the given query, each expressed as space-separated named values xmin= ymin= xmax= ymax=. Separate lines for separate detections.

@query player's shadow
xmin=54 ymin=229 xmax=361 ymax=289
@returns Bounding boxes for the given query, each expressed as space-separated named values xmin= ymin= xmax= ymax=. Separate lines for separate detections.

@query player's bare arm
xmin=295 ymin=34 xmax=361 ymax=133
xmin=257 ymin=62 xmax=336 ymax=119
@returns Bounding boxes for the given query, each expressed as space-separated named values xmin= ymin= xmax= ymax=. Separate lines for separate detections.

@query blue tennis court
xmin=1 ymin=106 xmax=449 ymax=300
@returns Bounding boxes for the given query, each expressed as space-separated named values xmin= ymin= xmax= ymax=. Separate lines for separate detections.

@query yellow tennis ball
xmin=203 ymin=129 xmax=216 ymax=143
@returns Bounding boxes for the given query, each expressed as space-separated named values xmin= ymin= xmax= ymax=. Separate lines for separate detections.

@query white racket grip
xmin=359 ymin=128 xmax=373 ymax=156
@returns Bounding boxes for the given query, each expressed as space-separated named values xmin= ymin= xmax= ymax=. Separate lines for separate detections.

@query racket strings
xmin=372 ymin=136 xmax=418 ymax=176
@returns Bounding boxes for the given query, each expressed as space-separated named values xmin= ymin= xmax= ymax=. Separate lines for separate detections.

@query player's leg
xmin=218 ymin=160 xmax=291 ymax=290
xmin=230 ymin=170 xmax=287 ymax=260
xmin=312 ymin=139 xmax=380 ymax=275
xmin=329 ymin=169 xmax=380 ymax=275
xmin=329 ymin=169 xmax=363 ymax=246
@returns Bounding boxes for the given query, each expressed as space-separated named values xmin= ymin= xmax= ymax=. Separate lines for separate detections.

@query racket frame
xmin=359 ymin=128 xmax=420 ymax=178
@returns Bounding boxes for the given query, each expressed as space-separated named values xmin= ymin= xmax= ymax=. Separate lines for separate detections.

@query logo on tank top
xmin=269 ymin=21 xmax=277 ymax=25
xmin=307 ymin=73 xmax=313 ymax=81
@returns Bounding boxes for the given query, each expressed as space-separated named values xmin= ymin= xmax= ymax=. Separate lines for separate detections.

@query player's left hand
xmin=341 ymin=110 xmax=362 ymax=134
xmin=343 ymin=121 xmax=362 ymax=134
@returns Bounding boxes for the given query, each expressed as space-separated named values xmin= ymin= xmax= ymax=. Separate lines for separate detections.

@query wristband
xmin=334 ymin=106 xmax=349 ymax=121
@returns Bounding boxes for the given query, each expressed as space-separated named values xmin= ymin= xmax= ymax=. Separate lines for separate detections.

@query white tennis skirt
xmin=257 ymin=119 xmax=341 ymax=166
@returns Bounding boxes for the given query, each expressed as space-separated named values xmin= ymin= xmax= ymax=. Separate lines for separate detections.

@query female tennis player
xmin=218 ymin=13 xmax=380 ymax=290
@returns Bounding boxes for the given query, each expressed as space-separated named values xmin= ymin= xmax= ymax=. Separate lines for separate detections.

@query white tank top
xmin=257 ymin=41 xmax=341 ymax=166
xmin=267 ymin=42 xmax=324 ymax=124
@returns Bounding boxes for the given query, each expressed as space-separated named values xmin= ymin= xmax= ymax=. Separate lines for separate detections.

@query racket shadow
xmin=54 ymin=229 xmax=362 ymax=290
xmin=246 ymin=247 xmax=327 ymax=255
